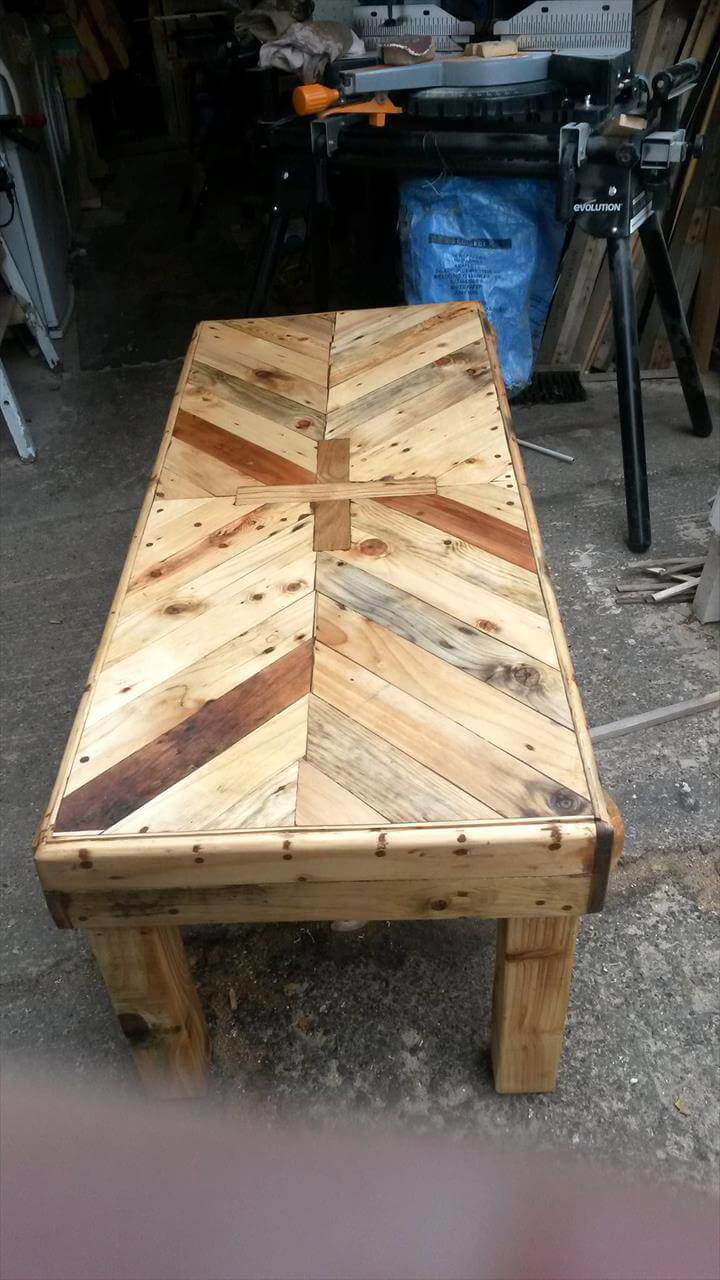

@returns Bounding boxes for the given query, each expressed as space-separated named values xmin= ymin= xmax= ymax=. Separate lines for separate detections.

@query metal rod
xmin=607 ymin=234 xmax=651 ymax=553
xmin=517 ymin=439 xmax=574 ymax=464
xmin=590 ymin=691 xmax=720 ymax=743
xmin=639 ymin=211 xmax=713 ymax=439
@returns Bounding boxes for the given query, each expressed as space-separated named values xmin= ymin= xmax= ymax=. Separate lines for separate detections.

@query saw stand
xmin=558 ymin=63 xmax=713 ymax=551
xmin=247 ymin=58 xmax=714 ymax=552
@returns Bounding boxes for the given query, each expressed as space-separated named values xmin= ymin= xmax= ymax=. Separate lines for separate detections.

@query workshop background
xmin=1 ymin=0 xmax=719 ymax=1207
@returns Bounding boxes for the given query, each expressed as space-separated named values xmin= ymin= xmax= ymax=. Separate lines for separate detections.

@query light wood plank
xmin=67 ymin=595 xmax=314 ymax=793
xmin=327 ymin=310 xmax=483 ymax=411
xmin=131 ymin=495 xmax=251 ymax=577
xmin=154 ymin=463 xmax=215 ymax=499
xmin=196 ymin=324 xmax=327 ymax=413
xmin=345 ymin=519 xmax=558 ymax=667
xmin=316 ymin=595 xmax=588 ymax=797
xmin=330 ymin=302 xmax=478 ymax=387
xmin=233 ymin=479 xmax=437 ymax=505
xmin=295 ymin=760 xmax=387 ymax=826
xmin=307 ymin=695 xmax=499 ymax=822
xmin=326 ymin=341 xmax=492 ymax=438
xmin=91 ymin=549 xmax=315 ymax=725
xmin=316 ymin=556 xmax=572 ymax=727
xmin=157 ymin=434 xmax=244 ymax=498
xmin=312 ymin=645 xmax=590 ymax=819
xmin=57 ymin=643 xmax=312 ymax=833
xmin=38 ymin=819 xmax=598 ymax=891
xmin=212 ymin=762 xmax=298 ymax=829
xmin=187 ymin=359 xmax=325 ymax=439
xmin=113 ymin=517 xmax=313 ymax=665
xmin=492 ymin=916 xmax=579 ymax=1093
xmin=88 ymin=926 xmax=208 ymax=1097
xmin=38 ymin=325 xmax=205 ymax=842
xmin=128 ymin=502 xmax=312 ymax=606
xmin=351 ymin=498 xmax=543 ymax=614
xmin=224 ymin=315 xmax=331 ymax=362
xmin=349 ymin=393 xmax=505 ymax=484
xmin=182 ymin=379 xmax=318 ymax=471
xmin=212 ymin=320 xmax=328 ymax=386
xmin=478 ymin=310 xmax=606 ymax=818
xmin=59 ymin=875 xmax=592 ymax=928
xmin=143 ymin=498 xmax=207 ymax=538
xmin=106 ymin=696 xmax=309 ymax=834
xmin=380 ymin=492 xmax=534 ymax=573
xmin=332 ymin=303 xmax=448 ymax=352
xmin=439 ymin=483 xmax=527 ymax=530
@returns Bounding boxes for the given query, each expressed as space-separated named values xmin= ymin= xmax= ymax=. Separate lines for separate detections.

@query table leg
xmin=491 ymin=916 xmax=579 ymax=1094
xmin=87 ymin=926 xmax=209 ymax=1098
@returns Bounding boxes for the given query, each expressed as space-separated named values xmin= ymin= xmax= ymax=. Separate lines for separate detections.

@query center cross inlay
xmin=234 ymin=439 xmax=437 ymax=551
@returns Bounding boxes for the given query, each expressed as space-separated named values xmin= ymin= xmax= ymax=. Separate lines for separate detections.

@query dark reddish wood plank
xmin=174 ymin=409 xmax=316 ymax=486
xmin=55 ymin=641 xmax=313 ymax=832
xmin=313 ymin=439 xmax=350 ymax=551
xmin=379 ymin=494 xmax=535 ymax=573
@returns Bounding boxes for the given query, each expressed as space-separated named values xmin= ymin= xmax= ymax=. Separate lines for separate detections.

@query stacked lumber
xmin=539 ymin=0 xmax=720 ymax=375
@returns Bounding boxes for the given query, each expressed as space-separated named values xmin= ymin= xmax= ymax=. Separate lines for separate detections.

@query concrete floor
xmin=1 ymin=151 xmax=719 ymax=1197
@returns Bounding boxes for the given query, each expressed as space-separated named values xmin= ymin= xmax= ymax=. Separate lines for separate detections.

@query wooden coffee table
xmin=35 ymin=303 xmax=621 ymax=1097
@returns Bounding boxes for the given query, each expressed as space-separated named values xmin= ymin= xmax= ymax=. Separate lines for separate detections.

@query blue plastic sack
xmin=399 ymin=176 xmax=564 ymax=392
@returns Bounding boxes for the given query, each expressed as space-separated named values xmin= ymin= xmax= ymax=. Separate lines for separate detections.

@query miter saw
xmin=247 ymin=2 xmax=714 ymax=553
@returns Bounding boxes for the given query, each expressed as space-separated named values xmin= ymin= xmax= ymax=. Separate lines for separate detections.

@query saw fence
xmin=539 ymin=0 xmax=720 ymax=375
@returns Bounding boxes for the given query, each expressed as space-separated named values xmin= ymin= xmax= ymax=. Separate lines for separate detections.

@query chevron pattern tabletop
xmin=36 ymin=303 xmax=612 ymax=928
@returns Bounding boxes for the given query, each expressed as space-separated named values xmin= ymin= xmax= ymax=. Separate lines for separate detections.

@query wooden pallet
xmin=35 ymin=303 xmax=620 ymax=1097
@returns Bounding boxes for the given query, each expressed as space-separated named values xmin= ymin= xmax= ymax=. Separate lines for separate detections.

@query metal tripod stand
xmin=606 ymin=213 xmax=712 ymax=553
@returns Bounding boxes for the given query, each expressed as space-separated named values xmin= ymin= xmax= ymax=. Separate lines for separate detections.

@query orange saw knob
xmin=292 ymin=84 xmax=340 ymax=117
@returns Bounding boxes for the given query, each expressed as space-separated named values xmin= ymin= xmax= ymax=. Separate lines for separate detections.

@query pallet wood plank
xmin=295 ymin=759 xmax=388 ymax=826
xmin=316 ymin=594 xmax=588 ymax=796
xmin=38 ymin=819 xmax=598 ymax=891
xmin=233 ymin=479 xmax=438 ymax=505
xmin=352 ymin=498 xmax=544 ymax=612
xmin=67 ymin=595 xmax=314 ymax=793
xmin=306 ymin=695 xmax=500 ymax=822
xmin=105 ymin=696 xmax=310 ymax=834
xmin=182 ymin=379 xmax=319 ymax=471
xmin=691 ymin=205 xmax=720 ymax=371
xmin=344 ymin=517 xmax=558 ymax=666
xmin=316 ymin=556 xmax=572 ymax=726
xmin=492 ymin=916 xmax=579 ymax=1093
xmin=314 ymin=439 xmax=351 ymax=552
xmin=196 ymin=322 xmax=328 ymax=412
xmin=312 ymin=644 xmax=590 ymax=819
xmin=380 ymin=492 xmax=535 ymax=572
xmin=56 ymin=641 xmax=313 ymax=832
xmin=88 ymin=926 xmax=208 ymax=1098
xmin=57 ymin=875 xmax=592 ymax=928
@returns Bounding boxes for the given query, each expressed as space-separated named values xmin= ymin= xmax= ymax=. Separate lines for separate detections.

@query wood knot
xmin=359 ymin=538 xmax=388 ymax=558
xmin=118 ymin=1013 xmax=152 ymax=1046
xmin=430 ymin=899 xmax=448 ymax=911
xmin=511 ymin=664 xmax=540 ymax=688
xmin=295 ymin=418 xmax=313 ymax=430
xmin=164 ymin=600 xmax=201 ymax=616
xmin=550 ymin=789 xmax=584 ymax=816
